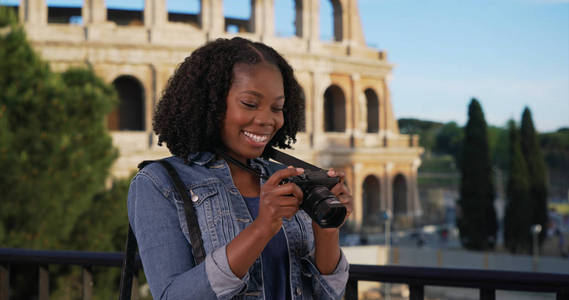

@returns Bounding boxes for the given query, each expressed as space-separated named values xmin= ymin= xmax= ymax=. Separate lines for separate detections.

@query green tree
xmin=457 ymin=99 xmax=497 ymax=250
xmin=434 ymin=121 xmax=463 ymax=167
xmin=488 ymin=125 xmax=509 ymax=171
xmin=0 ymin=6 xmax=118 ymax=249
xmin=52 ymin=176 xmax=134 ymax=300
xmin=398 ymin=118 xmax=444 ymax=154
xmin=504 ymin=120 xmax=532 ymax=253
xmin=0 ymin=7 xmax=126 ymax=298
xmin=520 ymin=107 xmax=548 ymax=247
xmin=539 ymin=128 xmax=569 ymax=201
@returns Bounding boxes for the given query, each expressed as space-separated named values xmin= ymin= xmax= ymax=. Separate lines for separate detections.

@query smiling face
xmin=220 ymin=62 xmax=285 ymax=163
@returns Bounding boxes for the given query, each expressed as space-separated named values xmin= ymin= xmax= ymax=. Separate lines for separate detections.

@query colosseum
xmin=5 ymin=0 xmax=423 ymax=230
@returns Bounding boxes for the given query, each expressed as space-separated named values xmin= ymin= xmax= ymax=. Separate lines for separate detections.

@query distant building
xmin=6 ymin=0 xmax=423 ymax=229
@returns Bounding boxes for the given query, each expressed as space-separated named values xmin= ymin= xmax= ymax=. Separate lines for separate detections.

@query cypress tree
xmin=457 ymin=99 xmax=498 ymax=250
xmin=520 ymin=107 xmax=548 ymax=247
xmin=0 ymin=7 xmax=118 ymax=250
xmin=504 ymin=120 xmax=532 ymax=253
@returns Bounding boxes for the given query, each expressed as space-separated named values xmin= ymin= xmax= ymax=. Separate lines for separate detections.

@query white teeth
xmin=244 ymin=131 xmax=269 ymax=143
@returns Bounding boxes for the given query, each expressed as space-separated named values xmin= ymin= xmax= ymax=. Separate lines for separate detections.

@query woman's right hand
xmin=255 ymin=166 xmax=304 ymax=237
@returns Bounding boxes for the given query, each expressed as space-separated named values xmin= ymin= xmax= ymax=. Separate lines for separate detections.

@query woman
xmin=128 ymin=37 xmax=353 ymax=299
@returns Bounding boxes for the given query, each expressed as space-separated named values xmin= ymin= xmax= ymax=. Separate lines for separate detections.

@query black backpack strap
xmin=119 ymin=225 xmax=138 ymax=300
xmin=119 ymin=159 xmax=206 ymax=300
xmin=119 ymin=161 xmax=156 ymax=300
xmin=156 ymin=160 xmax=207 ymax=264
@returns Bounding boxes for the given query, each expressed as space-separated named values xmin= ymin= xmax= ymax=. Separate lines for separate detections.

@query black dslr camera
xmin=282 ymin=169 xmax=347 ymax=228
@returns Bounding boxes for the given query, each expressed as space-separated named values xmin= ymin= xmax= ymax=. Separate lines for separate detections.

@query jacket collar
xmin=186 ymin=151 xmax=269 ymax=168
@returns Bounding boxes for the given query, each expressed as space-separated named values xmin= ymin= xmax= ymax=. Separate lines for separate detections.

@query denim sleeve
xmin=128 ymin=172 xmax=249 ymax=300
xmin=302 ymin=250 xmax=349 ymax=300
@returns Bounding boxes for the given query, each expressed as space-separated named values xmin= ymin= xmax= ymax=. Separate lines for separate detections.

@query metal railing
xmin=345 ymin=264 xmax=569 ymax=300
xmin=0 ymin=247 xmax=141 ymax=300
xmin=1 ymin=247 xmax=568 ymax=300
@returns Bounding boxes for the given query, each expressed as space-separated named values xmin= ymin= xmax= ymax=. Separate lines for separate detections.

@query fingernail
xmin=296 ymin=168 xmax=304 ymax=173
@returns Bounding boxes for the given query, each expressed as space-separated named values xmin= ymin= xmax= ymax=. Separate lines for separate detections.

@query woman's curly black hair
xmin=153 ymin=37 xmax=304 ymax=159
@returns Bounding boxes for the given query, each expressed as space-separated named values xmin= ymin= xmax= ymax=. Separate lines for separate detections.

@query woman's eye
xmin=272 ymin=107 xmax=284 ymax=112
xmin=241 ymin=101 xmax=257 ymax=108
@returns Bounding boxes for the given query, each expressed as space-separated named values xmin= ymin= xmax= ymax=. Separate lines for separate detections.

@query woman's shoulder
xmin=135 ymin=154 xmax=222 ymax=191
xmin=131 ymin=156 xmax=183 ymax=197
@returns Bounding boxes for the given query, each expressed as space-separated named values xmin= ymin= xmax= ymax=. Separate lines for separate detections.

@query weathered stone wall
xmin=9 ymin=0 xmax=423 ymax=229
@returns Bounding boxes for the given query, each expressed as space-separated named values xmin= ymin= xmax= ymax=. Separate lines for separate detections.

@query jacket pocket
xmin=188 ymin=182 xmax=230 ymax=251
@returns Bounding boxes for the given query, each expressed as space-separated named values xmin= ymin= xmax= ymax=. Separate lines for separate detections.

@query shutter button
xmin=296 ymin=286 xmax=302 ymax=295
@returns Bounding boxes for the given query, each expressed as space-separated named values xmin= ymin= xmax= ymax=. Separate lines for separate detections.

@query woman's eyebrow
xmin=241 ymin=90 xmax=285 ymax=101
xmin=241 ymin=90 xmax=263 ymax=98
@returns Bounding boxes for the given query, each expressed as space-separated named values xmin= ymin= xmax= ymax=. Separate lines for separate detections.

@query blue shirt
xmin=243 ymin=196 xmax=291 ymax=300
xmin=127 ymin=152 xmax=349 ymax=299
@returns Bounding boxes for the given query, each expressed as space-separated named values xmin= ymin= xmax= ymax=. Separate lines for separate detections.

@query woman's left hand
xmin=321 ymin=168 xmax=353 ymax=230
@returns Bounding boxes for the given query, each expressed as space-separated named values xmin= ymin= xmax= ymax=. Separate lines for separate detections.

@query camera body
xmin=282 ymin=169 xmax=347 ymax=228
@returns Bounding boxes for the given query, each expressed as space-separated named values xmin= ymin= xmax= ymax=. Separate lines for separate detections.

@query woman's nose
xmin=254 ymin=108 xmax=275 ymax=126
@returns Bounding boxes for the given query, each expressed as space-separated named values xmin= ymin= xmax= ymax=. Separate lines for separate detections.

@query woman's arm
xmin=307 ymin=168 xmax=353 ymax=299
xmin=226 ymin=166 xmax=304 ymax=278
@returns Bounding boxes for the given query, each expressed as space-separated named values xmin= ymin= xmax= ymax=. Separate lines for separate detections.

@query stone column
xmin=343 ymin=0 xmax=366 ymax=45
xmin=379 ymin=80 xmax=386 ymax=132
xmin=307 ymin=0 xmax=319 ymax=47
xmin=19 ymin=0 xmax=47 ymax=25
xmin=82 ymin=0 xmax=106 ymax=24
xmin=350 ymin=73 xmax=363 ymax=141
xmin=201 ymin=0 xmax=224 ymax=38
xmin=144 ymin=0 xmax=167 ymax=27
xmin=311 ymin=71 xmax=329 ymax=149
xmin=410 ymin=158 xmax=422 ymax=222
xmin=384 ymin=162 xmax=393 ymax=213
xmin=252 ymin=0 xmax=274 ymax=38
xmin=353 ymin=162 xmax=364 ymax=228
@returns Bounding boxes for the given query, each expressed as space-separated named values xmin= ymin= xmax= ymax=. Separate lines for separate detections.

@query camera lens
xmin=303 ymin=186 xmax=346 ymax=228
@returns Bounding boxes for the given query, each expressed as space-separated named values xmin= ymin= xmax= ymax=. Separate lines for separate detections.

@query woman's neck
xmin=227 ymin=161 xmax=260 ymax=198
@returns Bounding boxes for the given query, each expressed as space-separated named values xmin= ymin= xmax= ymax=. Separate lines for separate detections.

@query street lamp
xmin=531 ymin=224 xmax=542 ymax=271
xmin=381 ymin=209 xmax=392 ymax=300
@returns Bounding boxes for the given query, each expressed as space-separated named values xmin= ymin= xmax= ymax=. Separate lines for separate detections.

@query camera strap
xmin=214 ymin=149 xmax=269 ymax=180
xmin=214 ymin=147 xmax=322 ymax=180
xmin=266 ymin=148 xmax=322 ymax=172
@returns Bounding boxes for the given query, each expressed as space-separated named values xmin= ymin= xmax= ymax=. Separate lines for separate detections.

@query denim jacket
xmin=127 ymin=152 xmax=349 ymax=300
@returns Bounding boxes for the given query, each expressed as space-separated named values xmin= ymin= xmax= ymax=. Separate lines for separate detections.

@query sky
xmin=1 ymin=0 xmax=568 ymax=132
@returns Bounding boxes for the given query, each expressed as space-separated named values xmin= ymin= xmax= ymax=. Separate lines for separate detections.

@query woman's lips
xmin=243 ymin=131 xmax=270 ymax=145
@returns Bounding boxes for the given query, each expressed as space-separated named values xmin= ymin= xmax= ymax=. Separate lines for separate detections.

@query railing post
xmin=82 ymin=266 xmax=93 ymax=300
xmin=480 ymin=288 xmax=495 ymax=300
xmin=344 ymin=278 xmax=358 ymax=300
xmin=409 ymin=284 xmax=424 ymax=300
xmin=558 ymin=289 xmax=569 ymax=300
xmin=0 ymin=264 xmax=9 ymax=300
xmin=39 ymin=264 xmax=49 ymax=300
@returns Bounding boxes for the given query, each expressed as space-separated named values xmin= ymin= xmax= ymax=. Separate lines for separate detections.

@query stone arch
xmin=167 ymin=0 xmax=200 ymax=26
xmin=274 ymin=0 xmax=301 ymax=37
xmin=362 ymin=174 xmax=381 ymax=226
xmin=393 ymin=174 xmax=407 ymax=219
xmin=107 ymin=1 xmax=144 ymax=26
xmin=320 ymin=0 xmax=343 ymax=41
xmin=108 ymin=75 xmax=145 ymax=131
xmin=47 ymin=1 xmax=82 ymax=24
xmin=323 ymin=85 xmax=346 ymax=132
xmin=365 ymin=88 xmax=379 ymax=133
xmin=224 ymin=0 xmax=253 ymax=33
